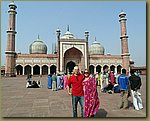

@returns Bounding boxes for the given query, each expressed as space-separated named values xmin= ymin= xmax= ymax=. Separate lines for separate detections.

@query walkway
xmin=1 ymin=75 xmax=146 ymax=117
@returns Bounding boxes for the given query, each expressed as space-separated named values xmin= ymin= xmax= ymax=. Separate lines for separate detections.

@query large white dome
xmin=29 ymin=38 xmax=47 ymax=54
xmin=89 ymin=40 xmax=105 ymax=55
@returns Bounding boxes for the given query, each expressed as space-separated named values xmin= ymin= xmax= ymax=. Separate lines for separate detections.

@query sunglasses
xmin=84 ymin=72 xmax=89 ymax=74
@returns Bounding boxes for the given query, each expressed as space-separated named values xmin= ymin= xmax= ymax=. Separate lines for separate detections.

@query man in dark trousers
xmin=129 ymin=70 xmax=143 ymax=110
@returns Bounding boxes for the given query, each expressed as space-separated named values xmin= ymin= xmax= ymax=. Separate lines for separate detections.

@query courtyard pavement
xmin=1 ymin=75 xmax=146 ymax=117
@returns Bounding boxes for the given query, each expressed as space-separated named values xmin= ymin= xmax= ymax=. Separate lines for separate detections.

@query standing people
xmin=57 ymin=73 xmax=62 ymax=90
xmin=37 ymin=75 xmax=42 ymax=87
xmin=105 ymin=71 xmax=109 ymax=85
xmin=60 ymin=74 xmax=64 ymax=89
xmin=82 ymin=69 xmax=100 ymax=117
xmin=115 ymin=73 xmax=121 ymax=84
xmin=63 ymin=73 xmax=68 ymax=90
xmin=67 ymin=66 xmax=84 ymax=117
xmin=109 ymin=71 xmax=115 ymax=86
xmin=95 ymin=72 xmax=98 ymax=86
xmin=102 ymin=72 xmax=107 ymax=91
xmin=97 ymin=73 xmax=101 ymax=86
xmin=47 ymin=74 xmax=52 ymax=89
xmin=129 ymin=70 xmax=143 ymax=110
xmin=100 ymin=72 xmax=104 ymax=91
xmin=118 ymin=69 xmax=129 ymax=109
xmin=52 ymin=73 xmax=57 ymax=91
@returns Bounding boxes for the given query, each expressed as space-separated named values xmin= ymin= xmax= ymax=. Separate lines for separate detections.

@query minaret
xmin=85 ymin=31 xmax=89 ymax=69
xmin=5 ymin=2 xmax=17 ymax=77
xmin=56 ymin=28 xmax=61 ymax=72
xmin=85 ymin=31 xmax=89 ymax=41
xmin=119 ymin=11 xmax=130 ymax=72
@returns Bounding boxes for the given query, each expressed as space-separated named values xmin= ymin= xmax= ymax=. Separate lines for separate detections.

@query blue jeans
xmin=72 ymin=94 xmax=84 ymax=117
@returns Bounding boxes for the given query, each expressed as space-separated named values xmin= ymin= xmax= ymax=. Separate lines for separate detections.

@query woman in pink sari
xmin=63 ymin=73 xmax=68 ymax=90
xmin=82 ymin=69 xmax=100 ymax=117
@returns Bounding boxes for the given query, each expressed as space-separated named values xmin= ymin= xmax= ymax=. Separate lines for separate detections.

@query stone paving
xmin=1 ymin=75 xmax=146 ymax=117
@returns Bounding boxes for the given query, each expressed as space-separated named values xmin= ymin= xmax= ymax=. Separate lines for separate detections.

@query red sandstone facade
xmin=4 ymin=2 xmax=132 ymax=76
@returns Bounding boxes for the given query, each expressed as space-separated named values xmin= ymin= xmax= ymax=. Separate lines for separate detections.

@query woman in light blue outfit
xmin=57 ymin=74 xmax=61 ymax=90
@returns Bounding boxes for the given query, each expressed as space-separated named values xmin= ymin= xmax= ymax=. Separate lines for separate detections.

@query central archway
xmin=64 ymin=47 xmax=83 ymax=73
xmin=66 ymin=61 xmax=76 ymax=74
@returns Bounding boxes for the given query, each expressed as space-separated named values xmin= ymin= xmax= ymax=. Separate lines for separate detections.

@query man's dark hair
xmin=122 ymin=68 xmax=126 ymax=74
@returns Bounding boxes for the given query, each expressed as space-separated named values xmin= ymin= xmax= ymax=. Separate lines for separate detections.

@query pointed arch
xmin=16 ymin=65 xmax=23 ymax=75
xmin=50 ymin=65 xmax=57 ymax=74
xmin=33 ymin=65 xmax=40 ymax=75
xmin=96 ymin=65 xmax=101 ymax=73
xmin=24 ymin=65 xmax=31 ymax=75
xmin=117 ymin=65 xmax=122 ymax=74
xmin=42 ymin=65 xmax=48 ymax=75
xmin=110 ymin=65 xmax=115 ymax=73
xmin=103 ymin=65 xmax=109 ymax=73
xmin=89 ymin=65 xmax=94 ymax=74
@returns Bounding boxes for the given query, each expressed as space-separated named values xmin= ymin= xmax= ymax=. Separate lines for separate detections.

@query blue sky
xmin=1 ymin=1 xmax=146 ymax=66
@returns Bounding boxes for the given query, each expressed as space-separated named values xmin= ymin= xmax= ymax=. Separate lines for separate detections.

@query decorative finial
xmin=67 ymin=25 xmax=69 ymax=31
xmin=56 ymin=27 xmax=60 ymax=32
xmin=10 ymin=0 xmax=15 ymax=4
xmin=38 ymin=34 xmax=40 ymax=39
xmin=11 ymin=0 xmax=14 ymax=3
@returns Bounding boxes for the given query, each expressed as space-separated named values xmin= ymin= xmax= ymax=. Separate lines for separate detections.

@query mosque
xmin=5 ymin=2 xmax=132 ymax=76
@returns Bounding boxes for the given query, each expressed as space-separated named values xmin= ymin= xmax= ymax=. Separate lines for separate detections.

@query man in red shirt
xmin=67 ymin=66 xmax=84 ymax=117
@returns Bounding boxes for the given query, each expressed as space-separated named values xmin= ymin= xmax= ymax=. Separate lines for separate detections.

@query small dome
xmin=89 ymin=39 xmax=105 ymax=55
xmin=29 ymin=37 xmax=47 ymax=54
xmin=61 ymin=31 xmax=75 ymax=39
xmin=61 ymin=25 xmax=75 ymax=39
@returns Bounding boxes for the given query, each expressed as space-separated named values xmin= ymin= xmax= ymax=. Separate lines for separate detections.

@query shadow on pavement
xmin=128 ymin=100 xmax=133 ymax=108
xmin=94 ymin=108 xmax=107 ymax=117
